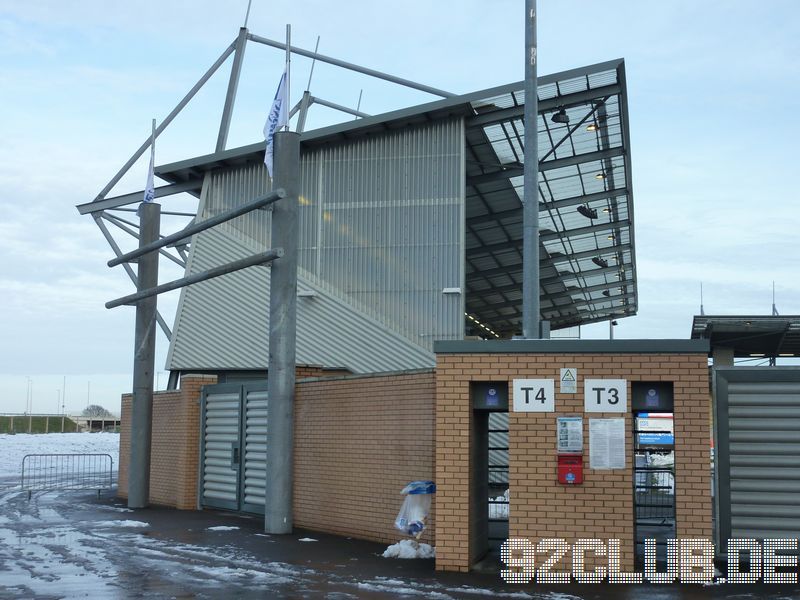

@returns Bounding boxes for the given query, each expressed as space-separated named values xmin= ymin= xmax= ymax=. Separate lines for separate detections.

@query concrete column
xmin=128 ymin=202 xmax=160 ymax=508
xmin=265 ymin=132 xmax=299 ymax=533
xmin=711 ymin=346 xmax=734 ymax=368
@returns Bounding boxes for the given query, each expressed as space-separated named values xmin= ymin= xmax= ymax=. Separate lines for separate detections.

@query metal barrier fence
xmin=634 ymin=467 xmax=675 ymax=524
xmin=21 ymin=454 xmax=114 ymax=499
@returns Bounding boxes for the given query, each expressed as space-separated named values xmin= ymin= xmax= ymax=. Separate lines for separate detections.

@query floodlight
xmin=551 ymin=108 xmax=569 ymax=124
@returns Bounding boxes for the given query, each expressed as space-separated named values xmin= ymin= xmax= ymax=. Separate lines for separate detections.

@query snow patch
xmin=382 ymin=539 xmax=435 ymax=559
xmin=0 ymin=432 xmax=120 ymax=480
xmin=207 ymin=525 xmax=240 ymax=531
xmin=94 ymin=520 xmax=149 ymax=528
xmin=94 ymin=504 xmax=133 ymax=513
xmin=298 ymin=537 xmax=318 ymax=542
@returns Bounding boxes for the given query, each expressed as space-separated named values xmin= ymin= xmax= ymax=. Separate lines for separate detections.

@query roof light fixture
xmin=591 ymin=256 xmax=609 ymax=268
xmin=576 ymin=205 xmax=598 ymax=219
xmin=586 ymin=123 xmax=598 ymax=132
xmin=602 ymin=290 xmax=611 ymax=297
xmin=595 ymin=172 xmax=606 ymax=180
xmin=551 ymin=108 xmax=570 ymax=124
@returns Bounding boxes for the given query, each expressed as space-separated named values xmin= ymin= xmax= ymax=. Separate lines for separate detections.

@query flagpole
xmin=243 ymin=0 xmax=253 ymax=28
xmin=285 ymin=24 xmax=291 ymax=131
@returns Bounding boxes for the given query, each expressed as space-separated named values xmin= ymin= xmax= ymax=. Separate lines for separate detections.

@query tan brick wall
xmin=294 ymin=371 xmax=436 ymax=545
xmin=118 ymin=375 xmax=217 ymax=509
xmin=296 ymin=364 xmax=352 ymax=379
xmin=435 ymin=352 xmax=711 ymax=573
xmin=118 ymin=370 xmax=437 ymax=547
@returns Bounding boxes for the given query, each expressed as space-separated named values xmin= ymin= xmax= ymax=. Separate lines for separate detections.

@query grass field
xmin=0 ymin=416 xmax=78 ymax=434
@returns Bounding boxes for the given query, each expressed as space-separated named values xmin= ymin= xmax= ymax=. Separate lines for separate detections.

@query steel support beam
xmin=473 ymin=291 xmax=636 ymax=314
xmin=469 ymin=263 xmax=626 ymax=290
xmin=77 ymin=180 xmax=202 ymax=215
xmin=295 ymin=91 xmax=312 ymax=133
xmin=310 ymin=96 xmax=370 ymax=119
xmin=93 ymin=216 xmax=172 ymax=340
xmin=93 ymin=42 xmax=236 ymax=203
xmin=476 ymin=275 xmax=632 ymax=298
xmin=467 ymin=147 xmax=625 ymax=186
xmin=468 ymin=83 xmax=621 ymax=128
xmin=248 ymin=33 xmax=455 ymax=99
xmin=100 ymin=214 xmax=186 ymax=268
xmin=522 ymin=0 xmax=539 ymax=339
xmin=106 ymin=249 xmax=282 ymax=309
xmin=108 ymin=189 xmax=286 ymax=267
xmin=265 ymin=131 xmax=299 ymax=534
xmin=216 ymin=28 xmax=249 ymax=152
xmin=465 ymin=188 xmax=629 ymax=225
xmin=128 ymin=202 xmax=160 ymax=509
xmin=465 ymin=219 xmax=630 ymax=257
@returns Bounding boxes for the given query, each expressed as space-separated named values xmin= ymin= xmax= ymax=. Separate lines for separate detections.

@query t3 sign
xmin=584 ymin=379 xmax=627 ymax=413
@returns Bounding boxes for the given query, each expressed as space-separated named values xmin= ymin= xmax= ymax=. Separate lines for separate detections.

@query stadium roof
xmin=691 ymin=315 xmax=800 ymax=358
xmin=155 ymin=58 xmax=637 ymax=336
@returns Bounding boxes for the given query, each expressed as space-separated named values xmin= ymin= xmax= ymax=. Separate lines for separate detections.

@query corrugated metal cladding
xmin=167 ymin=118 xmax=465 ymax=373
xmin=715 ymin=368 xmax=800 ymax=548
xmin=166 ymin=226 xmax=436 ymax=372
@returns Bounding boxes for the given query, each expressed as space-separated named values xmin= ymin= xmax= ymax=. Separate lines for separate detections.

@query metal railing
xmin=634 ymin=467 xmax=675 ymax=524
xmin=21 ymin=453 xmax=114 ymax=499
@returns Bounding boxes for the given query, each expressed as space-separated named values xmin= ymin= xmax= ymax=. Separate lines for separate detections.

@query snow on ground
xmin=383 ymin=539 xmax=435 ymax=559
xmin=0 ymin=432 xmax=119 ymax=482
xmin=207 ymin=525 xmax=240 ymax=531
xmin=93 ymin=520 xmax=149 ymax=528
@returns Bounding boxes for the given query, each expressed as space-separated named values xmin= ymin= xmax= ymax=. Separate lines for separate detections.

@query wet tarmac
xmin=0 ymin=482 xmax=798 ymax=599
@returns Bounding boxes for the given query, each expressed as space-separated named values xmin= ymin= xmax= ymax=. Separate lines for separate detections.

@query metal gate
xmin=633 ymin=412 xmax=675 ymax=560
xmin=488 ymin=411 xmax=509 ymax=549
xmin=200 ymin=382 xmax=268 ymax=514
xmin=714 ymin=367 xmax=800 ymax=552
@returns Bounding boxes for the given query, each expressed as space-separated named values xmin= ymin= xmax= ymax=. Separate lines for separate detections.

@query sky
xmin=1 ymin=0 xmax=798 ymax=415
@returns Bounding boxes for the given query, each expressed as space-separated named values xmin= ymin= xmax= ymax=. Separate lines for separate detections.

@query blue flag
xmin=263 ymin=69 xmax=288 ymax=177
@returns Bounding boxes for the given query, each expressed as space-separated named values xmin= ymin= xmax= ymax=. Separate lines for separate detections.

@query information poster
xmin=589 ymin=418 xmax=626 ymax=469
xmin=557 ymin=416 xmax=583 ymax=453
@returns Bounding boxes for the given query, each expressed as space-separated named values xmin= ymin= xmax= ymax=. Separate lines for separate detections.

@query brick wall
xmin=118 ymin=375 xmax=217 ymax=509
xmin=118 ymin=369 xmax=437 ymax=547
xmin=294 ymin=370 xmax=436 ymax=545
xmin=295 ymin=364 xmax=352 ymax=379
xmin=435 ymin=350 xmax=711 ymax=573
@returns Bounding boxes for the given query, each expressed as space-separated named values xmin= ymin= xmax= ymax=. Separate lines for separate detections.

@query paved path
xmin=0 ymin=487 xmax=797 ymax=599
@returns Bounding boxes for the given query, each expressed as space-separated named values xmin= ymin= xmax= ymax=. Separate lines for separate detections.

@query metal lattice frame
xmin=77 ymin=29 xmax=638 ymax=344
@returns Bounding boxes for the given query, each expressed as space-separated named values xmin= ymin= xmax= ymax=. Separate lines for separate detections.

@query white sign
xmin=589 ymin=418 xmax=626 ymax=469
xmin=584 ymin=379 xmax=627 ymax=413
xmin=560 ymin=368 xmax=578 ymax=394
xmin=557 ymin=416 xmax=583 ymax=453
xmin=513 ymin=379 xmax=555 ymax=412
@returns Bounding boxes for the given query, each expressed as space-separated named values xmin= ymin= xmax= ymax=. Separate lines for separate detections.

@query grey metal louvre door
xmin=200 ymin=383 xmax=243 ymax=510
xmin=715 ymin=367 xmax=800 ymax=550
xmin=240 ymin=384 xmax=268 ymax=514
xmin=199 ymin=381 xmax=269 ymax=514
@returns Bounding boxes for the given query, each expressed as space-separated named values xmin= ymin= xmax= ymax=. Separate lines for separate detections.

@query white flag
xmin=137 ymin=141 xmax=155 ymax=217
xmin=143 ymin=143 xmax=155 ymax=203
xmin=263 ymin=68 xmax=289 ymax=177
